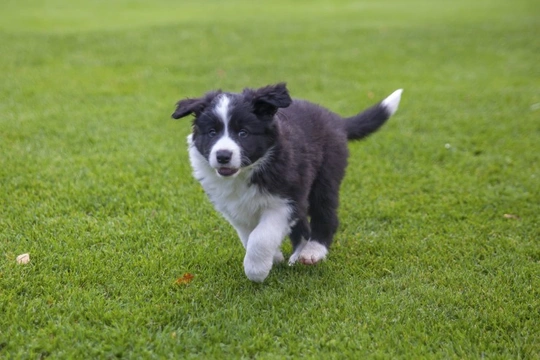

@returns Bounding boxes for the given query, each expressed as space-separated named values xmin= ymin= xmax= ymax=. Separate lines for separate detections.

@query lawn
xmin=1 ymin=0 xmax=539 ymax=358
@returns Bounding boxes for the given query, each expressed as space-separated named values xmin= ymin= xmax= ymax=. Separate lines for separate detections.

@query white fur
xmin=214 ymin=94 xmax=231 ymax=124
xmin=188 ymin=134 xmax=291 ymax=282
xmin=209 ymin=136 xmax=242 ymax=171
xmin=288 ymin=238 xmax=307 ymax=265
xmin=381 ymin=89 xmax=403 ymax=116
xmin=209 ymin=95 xmax=243 ymax=173
xmin=273 ymin=251 xmax=285 ymax=264
xmin=243 ymin=204 xmax=291 ymax=282
xmin=296 ymin=241 xmax=328 ymax=265
xmin=232 ymin=210 xmax=286 ymax=266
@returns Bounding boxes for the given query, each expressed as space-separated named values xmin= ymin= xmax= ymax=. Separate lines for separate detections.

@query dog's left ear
xmin=247 ymin=83 xmax=292 ymax=116
xmin=172 ymin=90 xmax=221 ymax=119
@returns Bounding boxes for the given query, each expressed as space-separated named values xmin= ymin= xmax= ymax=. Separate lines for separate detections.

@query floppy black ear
xmin=248 ymin=83 xmax=292 ymax=116
xmin=171 ymin=91 xmax=221 ymax=119
xmin=171 ymin=98 xmax=203 ymax=119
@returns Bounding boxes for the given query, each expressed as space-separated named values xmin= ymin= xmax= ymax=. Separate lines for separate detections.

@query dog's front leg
xmin=243 ymin=206 xmax=290 ymax=282
xmin=232 ymin=224 xmax=251 ymax=249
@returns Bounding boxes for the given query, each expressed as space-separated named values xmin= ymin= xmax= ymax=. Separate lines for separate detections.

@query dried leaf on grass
xmin=175 ymin=273 xmax=194 ymax=285
xmin=503 ymin=214 xmax=520 ymax=220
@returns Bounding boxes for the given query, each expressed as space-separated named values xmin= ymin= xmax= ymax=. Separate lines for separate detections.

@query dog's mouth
xmin=216 ymin=167 xmax=239 ymax=177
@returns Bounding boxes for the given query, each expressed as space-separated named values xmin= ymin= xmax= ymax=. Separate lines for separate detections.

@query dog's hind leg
xmin=288 ymin=217 xmax=310 ymax=265
xmin=299 ymin=173 xmax=343 ymax=265
xmin=299 ymin=213 xmax=336 ymax=265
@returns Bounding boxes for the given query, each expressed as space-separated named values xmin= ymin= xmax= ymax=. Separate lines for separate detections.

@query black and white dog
xmin=172 ymin=84 xmax=402 ymax=282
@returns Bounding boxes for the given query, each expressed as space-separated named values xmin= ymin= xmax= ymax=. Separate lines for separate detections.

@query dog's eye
xmin=238 ymin=129 xmax=248 ymax=138
xmin=208 ymin=129 xmax=217 ymax=138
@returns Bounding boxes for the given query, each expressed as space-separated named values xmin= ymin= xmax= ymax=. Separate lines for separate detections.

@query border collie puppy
xmin=172 ymin=84 xmax=402 ymax=282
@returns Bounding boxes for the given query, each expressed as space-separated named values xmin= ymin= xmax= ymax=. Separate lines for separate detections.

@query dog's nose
xmin=216 ymin=150 xmax=232 ymax=164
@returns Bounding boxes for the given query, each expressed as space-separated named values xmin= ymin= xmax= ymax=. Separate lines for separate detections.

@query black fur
xmin=344 ymin=102 xmax=392 ymax=140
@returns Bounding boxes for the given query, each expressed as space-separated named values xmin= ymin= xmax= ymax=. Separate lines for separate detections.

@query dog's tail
xmin=344 ymin=89 xmax=403 ymax=141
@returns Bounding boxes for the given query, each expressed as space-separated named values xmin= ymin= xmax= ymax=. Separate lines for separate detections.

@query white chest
xmin=188 ymin=136 xmax=285 ymax=230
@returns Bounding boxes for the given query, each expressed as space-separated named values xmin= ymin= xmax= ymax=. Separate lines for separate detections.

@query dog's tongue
xmin=217 ymin=167 xmax=239 ymax=177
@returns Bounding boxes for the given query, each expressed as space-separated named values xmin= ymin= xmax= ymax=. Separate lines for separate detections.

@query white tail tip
xmin=381 ymin=89 xmax=403 ymax=116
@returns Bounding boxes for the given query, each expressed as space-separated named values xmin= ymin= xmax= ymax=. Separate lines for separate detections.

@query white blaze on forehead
xmin=209 ymin=94 xmax=243 ymax=172
xmin=214 ymin=94 xmax=231 ymax=128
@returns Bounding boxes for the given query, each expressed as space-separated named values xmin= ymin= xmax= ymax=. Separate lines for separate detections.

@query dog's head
xmin=172 ymin=83 xmax=292 ymax=177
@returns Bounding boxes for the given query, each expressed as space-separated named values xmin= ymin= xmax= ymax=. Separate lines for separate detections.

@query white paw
xmin=297 ymin=241 xmax=328 ymax=265
xmin=243 ymin=255 xmax=272 ymax=283
xmin=273 ymin=251 xmax=285 ymax=264
xmin=288 ymin=239 xmax=307 ymax=266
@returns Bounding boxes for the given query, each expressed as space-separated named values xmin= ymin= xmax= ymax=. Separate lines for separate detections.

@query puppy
xmin=172 ymin=84 xmax=402 ymax=282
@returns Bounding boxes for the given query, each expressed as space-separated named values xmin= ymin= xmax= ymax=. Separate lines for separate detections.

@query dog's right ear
xmin=172 ymin=98 xmax=203 ymax=119
xmin=171 ymin=91 xmax=221 ymax=119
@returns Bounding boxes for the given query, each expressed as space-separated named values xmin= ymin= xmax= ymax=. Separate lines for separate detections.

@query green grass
xmin=1 ymin=0 xmax=539 ymax=358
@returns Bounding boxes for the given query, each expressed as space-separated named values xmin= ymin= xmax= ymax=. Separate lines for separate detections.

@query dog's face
xmin=172 ymin=83 xmax=292 ymax=177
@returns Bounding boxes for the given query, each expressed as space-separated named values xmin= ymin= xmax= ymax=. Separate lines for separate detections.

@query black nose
xmin=216 ymin=150 xmax=232 ymax=164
